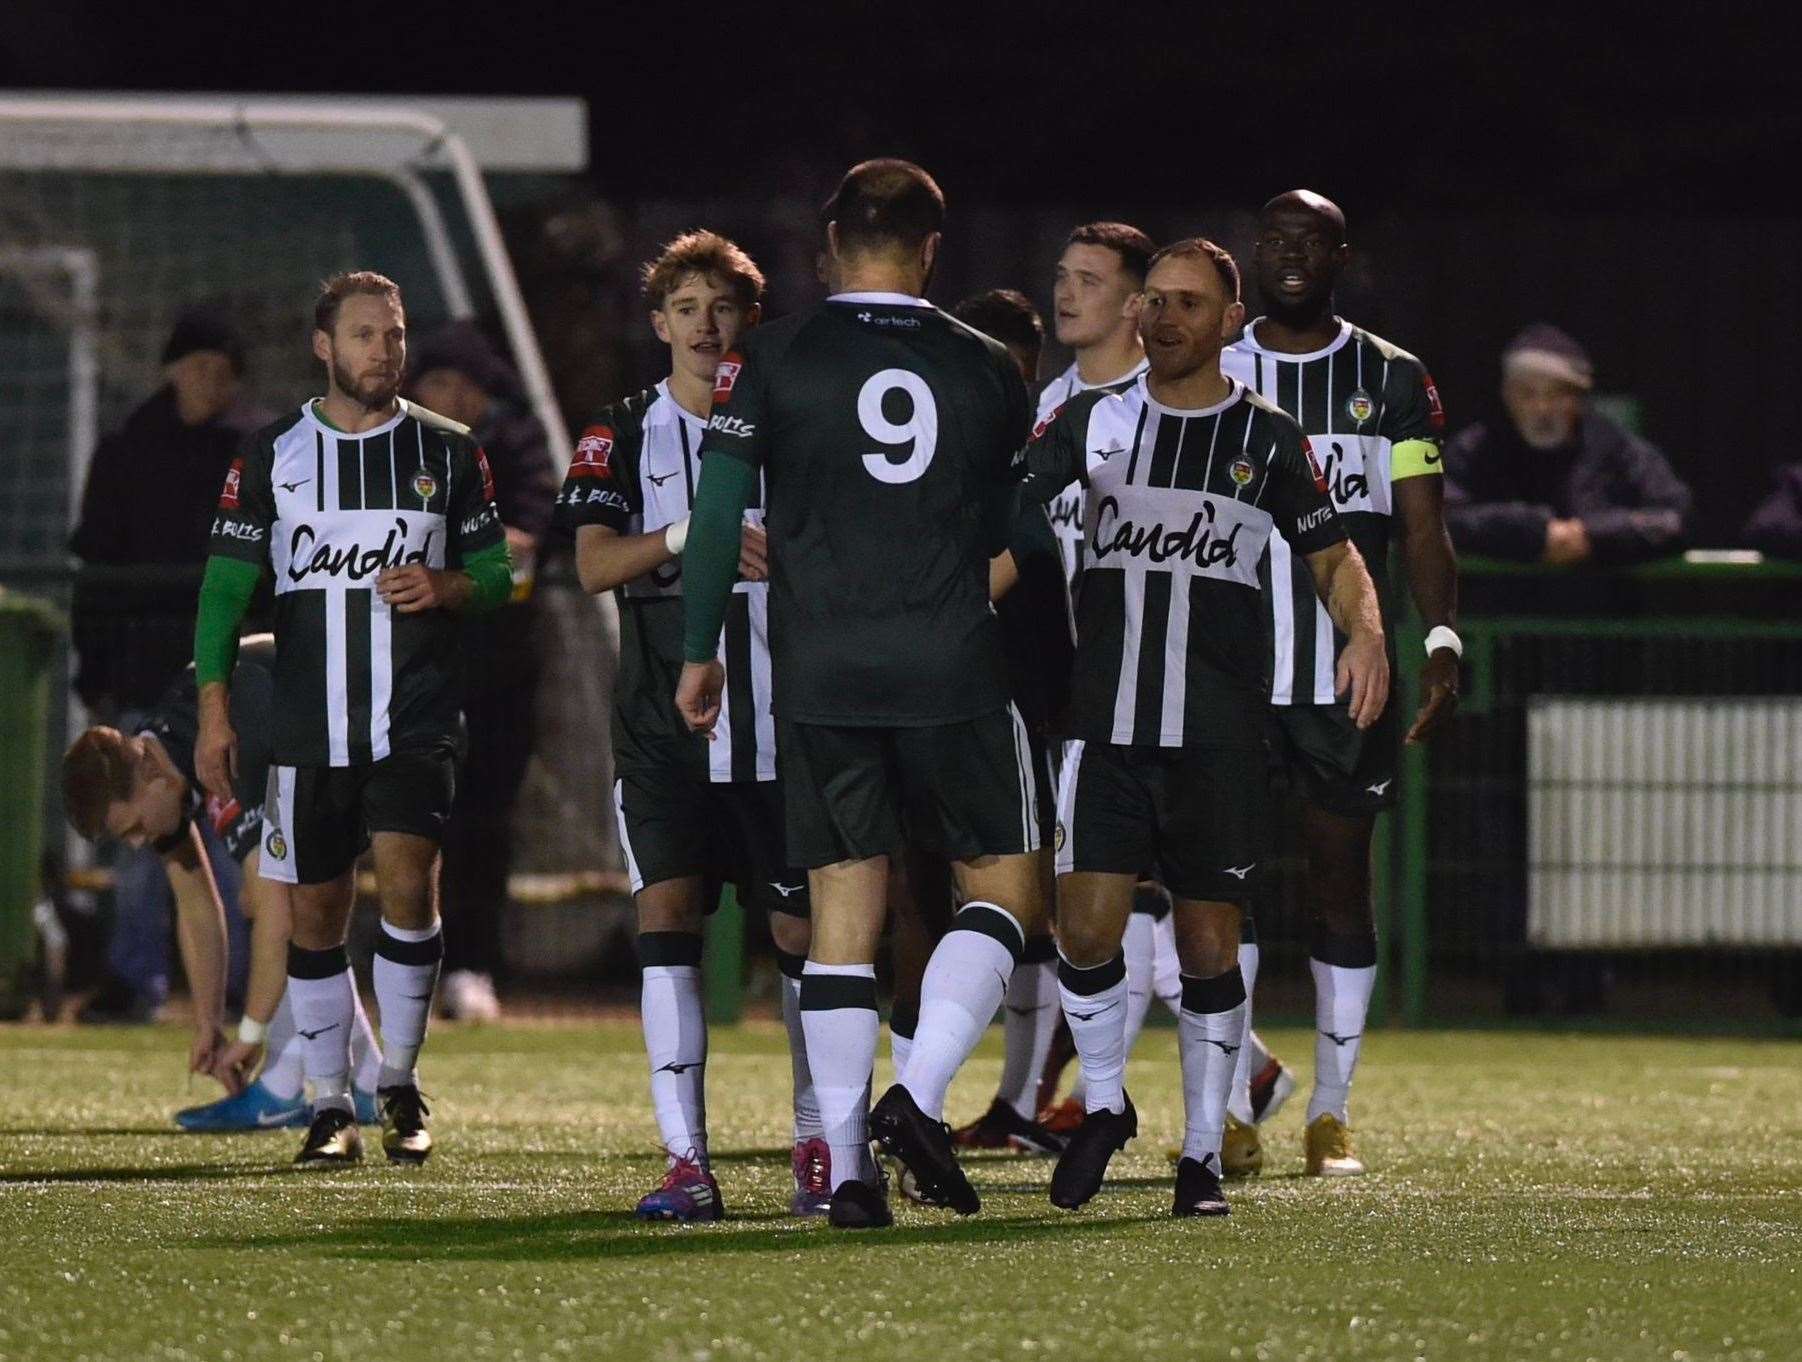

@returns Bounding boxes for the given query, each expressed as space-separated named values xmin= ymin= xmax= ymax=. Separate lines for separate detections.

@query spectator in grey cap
xmin=1444 ymin=324 xmax=1692 ymax=566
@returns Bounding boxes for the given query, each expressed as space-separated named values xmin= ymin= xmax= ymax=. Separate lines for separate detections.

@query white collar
xmin=828 ymin=291 xmax=932 ymax=307
xmin=1236 ymin=317 xmax=1354 ymax=363
xmin=1139 ymin=374 xmax=1244 ymax=418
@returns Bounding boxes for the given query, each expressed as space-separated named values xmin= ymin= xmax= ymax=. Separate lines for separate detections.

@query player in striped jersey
xmin=556 ymin=232 xmax=822 ymax=1221
xmin=1220 ymin=190 xmax=1459 ymax=1177
xmin=1036 ymin=223 xmax=1154 ymax=585
xmin=1030 ymin=224 xmax=1191 ymax=1140
xmin=196 ymin=272 xmax=514 ymax=1168
xmin=1022 ymin=239 xmax=1388 ymax=1218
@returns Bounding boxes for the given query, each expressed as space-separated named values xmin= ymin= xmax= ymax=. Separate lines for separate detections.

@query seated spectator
xmin=406 ymin=322 xmax=557 ymax=1022
xmin=1744 ymin=464 xmax=1802 ymax=560
xmin=1445 ymin=325 xmax=1692 ymax=566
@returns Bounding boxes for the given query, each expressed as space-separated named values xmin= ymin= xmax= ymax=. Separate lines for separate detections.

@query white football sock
xmin=889 ymin=1001 xmax=916 ymax=1084
xmin=1227 ymin=941 xmax=1262 ymax=1123
xmin=373 ymin=919 xmax=442 ymax=1091
xmin=1309 ymin=952 xmax=1378 ymax=1123
xmin=801 ymin=962 xmax=879 ymax=1191
xmin=1152 ymin=910 xmax=1184 ymax=1017
xmin=286 ymin=944 xmax=355 ymax=1115
xmin=1121 ymin=910 xmax=1158 ymax=1058
xmin=1179 ymin=968 xmax=1249 ymax=1166
xmin=996 ymin=951 xmax=1059 ymax=1119
xmin=1057 ymin=951 xmax=1129 ymax=1115
xmin=778 ymin=953 xmax=823 ymax=1140
xmin=255 ymin=991 xmax=305 ymax=1102
xmin=639 ymin=932 xmax=708 ymax=1165
xmin=349 ymin=986 xmax=383 ymax=1094
xmin=902 ymin=901 xmax=1024 ymax=1121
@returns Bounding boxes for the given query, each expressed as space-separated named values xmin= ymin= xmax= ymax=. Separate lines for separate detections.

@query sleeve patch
xmin=712 ymin=353 xmax=744 ymax=402
xmin=1422 ymin=371 xmax=1446 ymax=430
xmin=475 ymin=446 xmax=496 ymax=503
xmin=218 ymin=457 xmax=244 ymax=510
xmin=571 ymin=425 xmax=615 ymax=478
xmin=1303 ymin=437 xmax=1329 ymax=495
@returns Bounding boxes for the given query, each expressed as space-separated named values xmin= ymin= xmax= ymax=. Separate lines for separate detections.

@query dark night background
xmin=5 ymin=3 xmax=1799 ymax=545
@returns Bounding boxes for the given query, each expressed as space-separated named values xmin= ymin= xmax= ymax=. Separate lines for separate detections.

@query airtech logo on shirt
xmin=1346 ymin=387 xmax=1374 ymax=425
xmin=1422 ymin=371 xmax=1446 ymax=430
xmin=1031 ymin=402 xmax=1066 ymax=441
xmin=712 ymin=354 xmax=744 ymax=402
xmin=475 ymin=447 xmax=496 ymax=503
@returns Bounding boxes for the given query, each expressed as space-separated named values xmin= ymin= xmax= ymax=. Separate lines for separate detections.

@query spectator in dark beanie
xmin=70 ymin=308 xmax=268 ymax=714
xmin=1444 ymin=324 xmax=1693 ymax=566
xmin=407 ymin=321 xmax=557 ymax=1021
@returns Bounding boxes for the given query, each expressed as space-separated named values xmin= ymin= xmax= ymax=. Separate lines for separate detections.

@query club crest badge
xmin=1346 ymin=387 xmax=1374 ymax=425
xmin=412 ymin=470 xmax=438 ymax=502
xmin=1054 ymin=823 xmax=1067 ymax=852
xmin=265 ymin=828 xmax=288 ymax=861
xmin=1230 ymin=457 xmax=1255 ymax=488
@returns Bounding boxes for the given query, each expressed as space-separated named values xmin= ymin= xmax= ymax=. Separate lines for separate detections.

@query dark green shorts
xmin=778 ymin=706 xmax=1041 ymax=868
xmin=1267 ymin=700 xmax=1400 ymax=817
xmin=612 ymin=768 xmax=809 ymax=916
xmin=1052 ymin=740 xmax=1271 ymax=904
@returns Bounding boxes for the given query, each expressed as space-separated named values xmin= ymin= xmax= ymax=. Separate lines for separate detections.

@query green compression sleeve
xmin=460 ymin=539 xmax=514 ymax=614
xmin=681 ymin=455 xmax=758 ymax=663
xmin=194 ymin=556 xmax=260 ymax=686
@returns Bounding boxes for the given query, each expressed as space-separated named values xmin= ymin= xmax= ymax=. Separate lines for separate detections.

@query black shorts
xmin=779 ymin=706 xmax=1040 ymax=868
xmin=1268 ymin=700 xmax=1399 ymax=817
xmin=613 ymin=769 xmax=810 ymax=917
xmin=259 ymin=744 xmax=456 ymax=886
xmin=1053 ymin=740 xmax=1270 ymax=903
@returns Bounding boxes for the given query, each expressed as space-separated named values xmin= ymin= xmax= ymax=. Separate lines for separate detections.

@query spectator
xmin=69 ymin=309 xmax=266 ymax=1023
xmin=70 ymin=309 xmax=266 ymax=714
xmin=1743 ymin=464 xmax=1802 ymax=560
xmin=1444 ymin=324 xmax=1692 ymax=566
xmin=407 ymin=322 xmax=557 ymax=1022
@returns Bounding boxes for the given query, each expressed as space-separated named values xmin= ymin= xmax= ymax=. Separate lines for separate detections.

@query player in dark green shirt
xmin=676 ymin=160 xmax=1045 ymax=1229
xmin=62 ymin=638 xmax=384 ymax=1132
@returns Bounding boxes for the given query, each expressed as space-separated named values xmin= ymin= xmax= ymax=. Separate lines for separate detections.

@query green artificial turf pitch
xmin=1 ymin=1023 xmax=1798 ymax=1361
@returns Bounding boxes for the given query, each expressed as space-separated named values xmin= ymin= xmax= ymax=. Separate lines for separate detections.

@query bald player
xmin=1219 ymin=190 xmax=1459 ymax=1177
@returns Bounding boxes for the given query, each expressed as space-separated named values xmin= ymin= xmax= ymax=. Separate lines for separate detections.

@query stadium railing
xmin=1379 ymin=551 xmax=1802 ymax=1028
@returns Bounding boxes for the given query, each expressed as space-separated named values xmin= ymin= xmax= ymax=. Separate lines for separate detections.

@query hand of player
xmin=212 ymin=1038 xmax=262 ymax=1095
xmin=195 ymin=697 xmax=238 ymax=804
xmin=738 ymin=522 xmax=769 ymax=582
xmin=1335 ymin=630 xmax=1391 ymax=731
xmin=189 ymin=1024 xmax=226 ymax=1083
xmin=376 ymin=564 xmax=471 ymax=613
xmin=1542 ymin=517 xmax=1593 ymax=567
xmin=675 ymin=659 xmax=726 ymax=738
xmin=1405 ymin=649 xmax=1461 ymax=745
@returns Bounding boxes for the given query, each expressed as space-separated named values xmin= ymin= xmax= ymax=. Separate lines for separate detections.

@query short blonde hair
xmin=641 ymin=231 xmax=765 ymax=311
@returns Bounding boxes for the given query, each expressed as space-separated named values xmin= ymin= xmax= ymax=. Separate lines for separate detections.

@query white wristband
xmin=236 ymin=1015 xmax=267 ymax=1046
xmin=1424 ymin=625 xmax=1463 ymax=659
xmin=664 ymin=516 xmax=691 ymax=555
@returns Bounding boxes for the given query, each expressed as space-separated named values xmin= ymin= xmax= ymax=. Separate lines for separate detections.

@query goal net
xmin=0 ymin=99 xmax=624 ymax=979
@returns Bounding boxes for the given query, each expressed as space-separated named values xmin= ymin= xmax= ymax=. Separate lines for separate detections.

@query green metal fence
xmin=1382 ymin=554 xmax=1802 ymax=1027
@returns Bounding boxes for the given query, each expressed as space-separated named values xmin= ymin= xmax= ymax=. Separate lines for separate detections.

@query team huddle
xmin=62 ymin=157 xmax=1460 ymax=1228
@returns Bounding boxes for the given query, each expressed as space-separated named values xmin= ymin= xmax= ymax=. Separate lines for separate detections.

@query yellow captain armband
xmin=1391 ymin=438 xmax=1444 ymax=480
